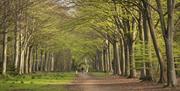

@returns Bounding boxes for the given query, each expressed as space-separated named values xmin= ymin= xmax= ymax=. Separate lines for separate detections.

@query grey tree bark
xmin=142 ymin=0 xmax=165 ymax=83
xmin=166 ymin=0 xmax=177 ymax=87
xmin=2 ymin=0 xmax=9 ymax=75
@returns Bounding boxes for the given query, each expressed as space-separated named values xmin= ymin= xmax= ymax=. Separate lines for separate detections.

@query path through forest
xmin=65 ymin=73 xmax=180 ymax=91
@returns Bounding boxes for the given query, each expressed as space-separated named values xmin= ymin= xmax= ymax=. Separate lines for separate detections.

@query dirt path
xmin=66 ymin=73 xmax=180 ymax=91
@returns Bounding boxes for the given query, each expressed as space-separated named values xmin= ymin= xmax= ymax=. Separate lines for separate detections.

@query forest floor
xmin=65 ymin=73 xmax=180 ymax=91
xmin=2 ymin=72 xmax=180 ymax=91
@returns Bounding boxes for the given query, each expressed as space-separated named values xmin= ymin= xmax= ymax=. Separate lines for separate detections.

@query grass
xmin=0 ymin=72 xmax=76 ymax=91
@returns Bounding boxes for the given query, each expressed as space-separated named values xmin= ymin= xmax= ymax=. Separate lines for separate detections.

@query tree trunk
xmin=51 ymin=53 xmax=55 ymax=71
xmin=103 ymin=48 xmax=107 ymax=72
xmin=2 ymin=0 xmax=9 ymax=75
xmin=40 ymin=50 xmax=44 ymax=71
xmin=44 ymin=51 xmax=48 ymax=72
xmin=35 ymin=47 xmax=39 ymax=71
xmin=108 ymin=42 xmax=113 ymax=72
xmin=124 ymin=40 xmax=130 ymax=76
xmin=106 ymin=48 xmax=110 ymax=72
xmin=97 ymin=50 xmax=102 ymax=71
xmin=28 ymin=46 xmax=33 ymax=73
xmin=120 ymin=37 xmax=125 ymax=76
xmin=166 ymin=0 xmax=177 ymax=86
xmin=101 ymin=50 xmax=105 ymax=72
xmin=48 ymin=53 xmax=51 ymax=71
xmin=32 ymin=48 xmax=36 ymax=72
xmin=142 ymin=0 xmax=165 ymax=83
xmin=139 ymin=10 xmax=146 ymax=80
xmin=112 ymin=41 xmax=121 ymax=75
xmin=25 ymin=47 xmax=30 ymax=74
xmin=95 ymin=50 xmax=100 ymax=71
xmin=19 ymin=49 xmax=25 ymax=75
xmin=128 ymin=18 xmax=136 ymax=78
xmin=2 ymin=22 xmax=8 ymax=75
xmin=143 ymin=8 xmax=153 ymax=81
xmin=128 ymin=41 xmax=136 ymax=78
xmin=14 ymin=0 xmax=21 ymax=73
xmin=18 ymin=30 xmax=25 ymax=75
xmin=14 ymin=23 xmax=20 ymax=72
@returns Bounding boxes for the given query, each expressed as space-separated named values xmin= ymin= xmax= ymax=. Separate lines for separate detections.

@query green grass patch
xmin=0 ymin=72 xmax=76 ymax=91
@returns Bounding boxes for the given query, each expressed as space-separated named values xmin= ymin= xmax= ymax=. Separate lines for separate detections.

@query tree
xmin=1 ymin=0 xmax=10 ymax=75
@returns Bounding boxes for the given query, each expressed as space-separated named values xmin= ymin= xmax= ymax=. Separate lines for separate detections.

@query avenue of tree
xmin=0 ymin=0 xmax=180 ymax=88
